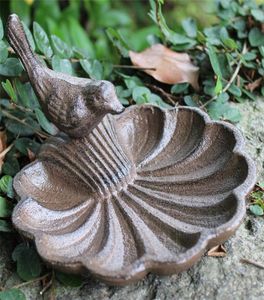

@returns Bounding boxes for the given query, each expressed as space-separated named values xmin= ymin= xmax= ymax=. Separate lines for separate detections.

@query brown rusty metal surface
xmin=7 ymin=14 xmax=256 ymax=285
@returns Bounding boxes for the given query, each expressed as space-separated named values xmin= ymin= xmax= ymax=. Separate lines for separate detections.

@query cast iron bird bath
xmin=7 ymin=14 xmax=256 ymax=285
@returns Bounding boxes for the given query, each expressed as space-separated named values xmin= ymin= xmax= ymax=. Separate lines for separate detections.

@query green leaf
xmin=124 ymin=76 xmax=143 ymax=90
xmin=182 ymin=18 xmax=197 ymax=38
xmin=5 ymin=117 xmax=40 ymax=136
xmin=80 ymin=59 xmax=103 ymax=80
xmin=223 ymin=107 xmax=241 ymax=122
xmin=0 ymin=58 xmax=23 ymax=77
xmin=51 ymin=56 xmax=73 ymax=75
xmin=12 ymin=244 xmax=42 ymax=281
xmin=0 ymin=18 xmax=3 ymax=40
xmin=184 ymin=96 xmax=199 ymax=107
xmin=228 ymin=84 xmax=242 ymax=97
xmin=2 ymin=156 xmax=20 ymax=177
xmin=0 ymin=289 xmax=26 ymax=300
xmin=251 ymin=9 xmax=264 ymax=22
xmin=132 ymin=86 xmax=151 ymax=104
xmin=214 ymin=76 xmax=223 ymax=95
xmin=171 ymin=83 xmax=189 ymax=94
xmin=22 ymin=21 xmax=36 ymax=51
xmin=149 ymin=0 xmax=195 ymax=47
xmin=207 ymin=44 xmax=222 ymax=78
xmin=0 ymin=40 xmax=8 ymax=64
xmin=243 ymin=52 xmax=257 ymax=61
xmin=33 ymin=22 xmax=53 ymax=58
xmin=222 ymin=38 xmax=237 ymax=50
xmin=0 ymin=220 xmax=12 ymax=232
xmin=248 ymin=28 xmax=264 ymax=47
xmin=106 ymin=28 xmax=130 ymax=57
xmin=56 ymin=272 xmax=83 ymax=287
xmin=35 ymin=108 xmax=58 ymax=135
xmin=250 ymin=204 xmax=264 ymax=216
xmin=1 ymin=80 xmax=17 ymax=102
xmin=67 ymin=18 xmax=95 ymax=58
xmin=51 ymin=35 xmax=73 ymax=59
xmin=14 ymin=138 xmax=40 ymax=156
xmin=0 ymin=175 xmax=13 ymax=198
xmin=10 ymin=0 xmax=30 ymax=26
xmin=0 ymin=196 xmax=12 ymax=218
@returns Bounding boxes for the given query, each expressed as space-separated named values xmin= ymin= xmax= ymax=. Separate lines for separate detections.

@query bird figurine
xmin=6 ymin=14 xmax=124 ymax=138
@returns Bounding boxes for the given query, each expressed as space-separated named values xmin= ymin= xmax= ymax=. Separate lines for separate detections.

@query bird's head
xmin=83 ymin=80 xmax=124 ymax=115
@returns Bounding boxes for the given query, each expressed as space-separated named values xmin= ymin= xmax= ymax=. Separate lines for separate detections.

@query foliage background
xmin=0 ymin=0 xmax=263 ymax=298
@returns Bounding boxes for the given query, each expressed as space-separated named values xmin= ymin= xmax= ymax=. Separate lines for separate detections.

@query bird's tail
xmin=6 ymin=14 xmax=41 ymax=76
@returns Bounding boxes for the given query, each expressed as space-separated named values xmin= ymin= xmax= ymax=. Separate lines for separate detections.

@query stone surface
xmin=0 ymin=99 xmax=264 ymax=299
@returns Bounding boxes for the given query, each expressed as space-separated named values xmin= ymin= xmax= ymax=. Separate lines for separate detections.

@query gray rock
xmin=1 ymin=99 xmax=264 ymax=300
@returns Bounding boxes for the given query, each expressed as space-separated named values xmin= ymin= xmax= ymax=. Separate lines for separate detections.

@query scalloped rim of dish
xmin=12 ymin=105 xmax=257 ymax=285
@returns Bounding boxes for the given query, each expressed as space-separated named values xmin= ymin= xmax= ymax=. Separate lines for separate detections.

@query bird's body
xmin=6 ymin=14 xmax=124 ymax=137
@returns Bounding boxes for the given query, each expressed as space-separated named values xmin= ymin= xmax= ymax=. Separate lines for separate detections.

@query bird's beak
xmin=111 ymin=101 xmax=125 ymax=114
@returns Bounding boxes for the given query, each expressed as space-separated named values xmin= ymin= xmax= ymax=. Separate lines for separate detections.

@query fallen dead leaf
xmin=0 ymin=131 xmax=8 ymax=171
xmin=207 ymin=244 xmax=227 ymax=257
xmin=27 ymin=148 xmax=36 ymax=162
xmin=0 ymin=131 xmax=7 ymax=153
xmin=129 ymin=43 xmax=199 ymax=90
xmin=245 ymin=78 xmax=262 ymax=92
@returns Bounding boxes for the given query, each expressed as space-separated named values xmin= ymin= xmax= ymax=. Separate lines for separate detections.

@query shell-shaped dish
xmin=12 ymin=105 xmax=256 ymax=285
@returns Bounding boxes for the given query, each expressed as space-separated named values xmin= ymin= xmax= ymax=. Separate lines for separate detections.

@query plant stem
xmin=240 ymin=258 xmax=264 ymax=269
xmin=1 ymin=110 xmax=50 ymax=139
xmin=0 ymin=143 xmax=13 ymax=159
xmin=200 ymin=43 xmax=247 ymax=108
xmin=145 ymin=83 xmax=178 ymax=105
xmin=113 ymin=65 xmax=156 ymax=71
xmin=11 ymin=273 xmax=51 ymax=289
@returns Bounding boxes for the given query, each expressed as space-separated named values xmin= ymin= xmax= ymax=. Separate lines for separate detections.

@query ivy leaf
xmin=56 ymin=272 xmax=83 ymax=287
xmin=1 ymin=80 xmax=18 ymax=103
xmin=0 ymin=18 xmax=3 ymax=40
xmin=132 ymin=86 xmax=151 ymax=104
xmin=248 ymin=28 xmax=264 ymax=47
xmin=0 ymin=175 xmax=14 ymax=198
xmin=171 ymin=83 xmax=189 ymax=94
xmin=0 ymin=58 xmax=23 ymax=77
xmin=0 ymin=41 xmax=8 ymax=64
xmin=33 ymin=22 xmax=53 ymax=58
xmin=0 ymin=289 xmax=26 ymax=300
xmin=35 ymin=108 xmax=58 ymax=135
xmin=80 ymin=59 xmax=103 ymax=80
xmin=182 ymin=18 xmax=197 ymax=38
xmin=251 ymin=9 xmax=264 ymax=22
xmin=14 ymin=138 xmax=40 ymax=156
xmin=223 ymin=106 xmax=241 ymax=123
xmin=51 ymin=56 xmax=73 ymax=75
xmin=5 ymin=117 xmax=40 ymax=136
xmin=51 ymin=35 xmax=73 ymax=59
xmin=207 ymin=44 xmax=222 ymax=78
xmin=0 ymin=220 xmax=12 ymax=232
xmin=184 ymin=95 xmax=199 ymax=107
xmin=228 ymin=83 xmax=242 ymax=97
xmin=214 ymin=76 xmax=223 ymax=95
xmin=0 ymin=196 xmax=12 ymax=218
xmin=67 ymin=18 xmax=95 ymax=58
xmin=250 ymin=204 xmax=264 ymax=216
xmin=12 ymin=243 xmax=42 ymax=281
xmin=222 ymin=38 xmax=237 ymax=50
xmin=106 ymin=28 xmax=130 ymax=57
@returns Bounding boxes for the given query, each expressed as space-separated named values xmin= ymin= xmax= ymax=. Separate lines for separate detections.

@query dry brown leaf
xmin=27 ymin=148 xmax=36 ymax=162
xmin=0 ymin=131 xmax=7 ymax=171
xmin=0 ymin=131 xmax=7 ymax=153
xmin=245 ymin=78 xmax=262 ymax=92
xmin=129 ymin=44 xmax=199 ymax=90
xmin=207 ymin=244 xmax=227 ymax=257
